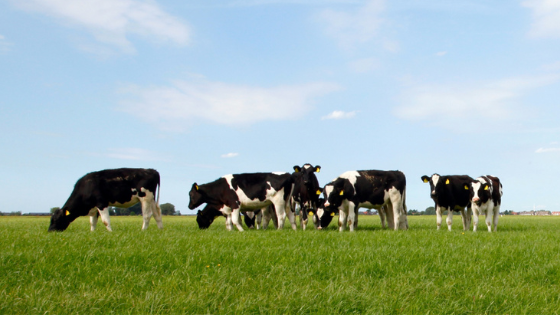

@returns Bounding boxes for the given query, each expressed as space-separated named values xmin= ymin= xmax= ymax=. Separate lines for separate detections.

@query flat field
xmin=1 ymin=215 xmax=560 ymax=314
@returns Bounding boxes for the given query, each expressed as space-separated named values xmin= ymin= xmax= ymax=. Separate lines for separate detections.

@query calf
xmin=292 ymin=164 xmax=322 ymax=230
xmin=470 ymin=175 xmax=503 ymax=232
xmin=421 ymin=174 xmax=473 ymax=231
xmin=243 ymin=210 xmax=262 ymax=229
xmin=189 ymin=172 xmax=296 ymax=231
xmin=49 ymin=168 xmax=162 ymax=232
xmin=318 ymin=170 xmax=408 ymax=231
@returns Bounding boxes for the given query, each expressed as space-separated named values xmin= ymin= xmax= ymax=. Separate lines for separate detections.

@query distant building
xmin=552 ymin=212 xmax=560 ymax=216
xmin=517 ymin=210 xmax=551 ymax=216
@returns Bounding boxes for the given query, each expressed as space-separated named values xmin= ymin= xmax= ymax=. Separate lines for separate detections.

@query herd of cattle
xmin=48 ymin=165 xmax=503 ymax=233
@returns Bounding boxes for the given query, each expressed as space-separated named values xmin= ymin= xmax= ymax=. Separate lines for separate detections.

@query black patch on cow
xmin=196 ymin=204 xmax=225 ymax=229
xmin=49 ymin=168 xmax=160 ymax=232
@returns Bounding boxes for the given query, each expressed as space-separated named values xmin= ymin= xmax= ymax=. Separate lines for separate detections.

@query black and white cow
xmin=243 ymin=209 xmax=262 ymax=229
xmin=318 ymin=170 xmax=408 ymax=231
xmin=470 ymin=175 xmax=503 ymax=232
xmin=49 ymin=168 xmax=162 ymax=232
xmin=189 ymin=172 xmax=296 ymax=231
xmin=292 ymin=164 xmax=322 ymax=230
xmin=421 ymin=174 xmax=474 ymax=231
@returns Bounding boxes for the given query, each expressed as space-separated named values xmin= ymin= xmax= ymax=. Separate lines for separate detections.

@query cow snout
xmin=472 ymin=197 xmax=480 ymax=203
xmin=318 ymin=226 xmax=322 ymax=230
xmin=431 ymin=190 xmax=436 ymax=196
xmin=324 ymin=202 xmax=330 ymax=207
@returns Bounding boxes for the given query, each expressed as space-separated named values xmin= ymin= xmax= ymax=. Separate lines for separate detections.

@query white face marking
xmin=317 ymin=208 xmax=324 ymax=219
xmin=432 ymin=174 xmax=440 ymax=187
xmin=245 ymin=212 xmax=255 ymax=219
xmin=303 ymin=164 xmax=311 ymax=169
xmin=471 ymin=181 xmax=482 ymax=201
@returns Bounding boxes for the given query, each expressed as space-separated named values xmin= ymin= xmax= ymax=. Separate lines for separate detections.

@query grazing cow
xmin=318 ymin=170 xmax=408 ymax=231
xmin=292 ymin=164 xmax=322 ymax=230
xmin=49 ymin=168 xmax=162 ymax=232
xmin=196 ymin=204 xmax=226 ymax=229
xmin=470 ymin=175 xmax=503 ymax=232
xmin=189 ymin=172 xmax=296 ymax=231
xmin=421 ymin=174 xmax=474 ymax=231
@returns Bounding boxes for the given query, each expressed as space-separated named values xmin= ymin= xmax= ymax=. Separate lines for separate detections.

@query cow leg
xmin=152 ymin=202 xmax=164 ymax=230
xmin=485 ymin=206 xmax=494 ymax=233
xmin=492 ymin=205 xmax=500 ymax=232
xmin=262 ymin=207 xmax=271 ymax=230
xmin=89 ymin=208 xmax=98 ymax=231
xmin=460 ymin=209 xmax=468 ymax=231
xmin=353 ymin=206 xmax=359 ymax=229
xmin=347 ymin=203 xmax=356 ymax=232
xmin=378 ymin=205 xmax=387 ymax=229
xmin=389 ymin=188 xmax=407 ymax=230
xmin=256 ymin=210 xmax=262 ymax=230
xmin=385 ymin=203 xmax=395 ymax=230
xmin=225 ymin=215 xmax=233 ymax=231
xmin=286 ymin=202 xmax=297 ymax=231
xmin=472 ymin=207 xmax=480 ymax=232
xmin=141 ymin=200 xmax=153 ymax=231
xmin=312 ymin=213 xmax=319 ymax=229
xmin=446 ymin=208 xmax=453 ymax=231
xmin=436 ymin=205 xmax=443 ymax=230
xmin=338 ymin=207 xmax=348 ymax=232
xmin=231 ymin=208 xmax=244 ymax=231
xmin=98 ymin=207 xmax=113 ymax=232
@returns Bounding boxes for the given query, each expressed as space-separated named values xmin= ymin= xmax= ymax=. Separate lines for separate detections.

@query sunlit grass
xmin=1 ymin=215 xmax=560 ymax=314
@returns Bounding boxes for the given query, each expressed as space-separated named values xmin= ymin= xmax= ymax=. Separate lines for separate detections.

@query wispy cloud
xmin=436 ymin=51 xmax=447 ymax=57
xmin=0 ymin=34 xmax=13 ymax=52
xmin=536 ymin=147 xmax=560 ymax=153
xmin=317 ymin=0 xmax=389 ymax=49
xmin=100 ymin=148 xmax=170 ymax=161
xmin=118 ymin=78 xmax=340 ymax=131
xmin=348 ymin=57 xmax=380 ymax=73
xmin=322 ymin=110 xmax=357 ymax=120
xmin=221 ymin=152 xmax=239 ymax=158
xmin=394 ymin=75 xmax=559 ymax=126
xmin=523 ymin=0 xmax=560 ymax=38
xmin=12 ymin=0 xmax=190 ymax=53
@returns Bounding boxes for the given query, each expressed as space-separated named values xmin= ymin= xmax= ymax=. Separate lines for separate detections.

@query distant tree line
xmin=48 ymin=203 xmax=180 ymax=216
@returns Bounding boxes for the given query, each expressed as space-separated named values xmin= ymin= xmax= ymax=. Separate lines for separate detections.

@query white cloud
xmin=118 ymin=79 xmax=340 ymax=131
xmin=221 ymin=152 xmax=239 ymax=158
xmin=100 ymin=148 xmax=170 ymax=161
xmin=12 ymin=0 xmax=190 ymax=53
xmin=321 ymin=110 xmax=357 ymax=120
xmin=523 ymin=0 xmax=560 ymax=38
xmin=536 ymin=147 xmax=560 ymax=153
xmin=394 ymin=75 xmax=559 ymax=126
xmin=436 ymin=51 xmax=447 ymax=57
xmin=317 ymin=0 xmax=387 ymax=49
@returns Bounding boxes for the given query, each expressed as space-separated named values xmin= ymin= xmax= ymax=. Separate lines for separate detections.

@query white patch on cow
xmin=317 ymin=207 xmax=324 ymax=220
xmin=272 ymin=172 xmax=288 ymax=175
xmin=338 ymin=171 xmax=360 ymax=185
xmin=303 ymin=164 xmax=312 ymax=169
xmin=323 ymin=184 xmax=334 ymax=207
xmin=471 ymin=181 xmax=482 ymax=203
xmin=245 ymin=212 xmax=255 ymax=219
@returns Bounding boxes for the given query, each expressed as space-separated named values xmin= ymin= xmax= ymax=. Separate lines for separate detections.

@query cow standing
xmin=48 ymin=168 xmax=163 ymax=232
xmin=318 ymin=170 xmax=408 ymax=231
xmin=421 ymin=174 xmax=473 ymax=231
xmin=291 ymin=164 xmax=322 ymax=230
xmin=471 ymin=175 xmax=503 ymax=232
xmin=189 ymin=172 xmax=296 ymax=231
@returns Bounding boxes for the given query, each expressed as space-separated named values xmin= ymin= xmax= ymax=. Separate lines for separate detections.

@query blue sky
xmin=1 ymin=0 xmax=560 ymax=214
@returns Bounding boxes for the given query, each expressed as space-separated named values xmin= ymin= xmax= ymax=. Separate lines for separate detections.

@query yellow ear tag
xmin=445 ymin=179 xmax=450 ymax=184
xmin=484 ymin=186 xmax=489 ymax=191
xmin=308 ymin=211 xmax=313 ymax=216
xmin=423 ymin=178 xmax=429 ymax=183
xmin=464 ymin=185 xmax=469 ymax=190
xmin=195 ymin=185 xmax=199 ymax=190
xmin=330 ymin=212 xmax=335 ymax=216
xmin=316 ymin=189 xmax=322 ymax=195
xmin=339 ymin=190 xmax=344 ymax=196
xmin=316 ymin=167 xmax=320 ymax=173
xmin=65 ymin=210 xmax=70 ymax=216
xmin=295 ymin=169 xmax=299 ymax=173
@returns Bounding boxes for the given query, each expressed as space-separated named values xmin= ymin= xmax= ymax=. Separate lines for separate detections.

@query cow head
xmin=243 ymin=211 xmax=258 ymax=229
xmin=471 ymin=179 xmax=491 ymax=207
xmin=315 ymin=197 xmax=337 ymax=229
xmin=293 ymin=164 xmax=321 ymax=187
xmin=188 ymin=183 xmax=205 ymax=210
xmin=421 ymin=173 xmax=448 ymax=202
xmin=48 ymin=208 xmax=76 ymax=232
xmin=196 ymin=205 xmax=223 ymax=229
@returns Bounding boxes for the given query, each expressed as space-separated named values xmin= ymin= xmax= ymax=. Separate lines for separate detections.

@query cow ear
xmin=315 ymin=166 xmax=321 ymax=173
xmin=192 ymin=183 xmax=199 ymax=191
xmin=65 ymin=210 xmax=70 ymax=216
xmin=484 ymin=184 xmax=489 ymax=191
xmin=316 ymin=189 xmax=322 ymax=195
xmin=293 ymin=166 xmax=301 ymax=173
xmin=421 ymin=176 xmax=429 ymax=183
xmin=464 ymin=184 xmax=469 ymax=190
xmin=339 ymin=189 xmax=344 ymax=196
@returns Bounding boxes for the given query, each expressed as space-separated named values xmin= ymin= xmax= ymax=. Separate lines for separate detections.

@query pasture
xmin=1 ymin=215 xmax=560 ymax=314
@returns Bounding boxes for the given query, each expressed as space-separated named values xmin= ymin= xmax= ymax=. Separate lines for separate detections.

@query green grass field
xmin=1 ymin=215 xmax=560 ymax=314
